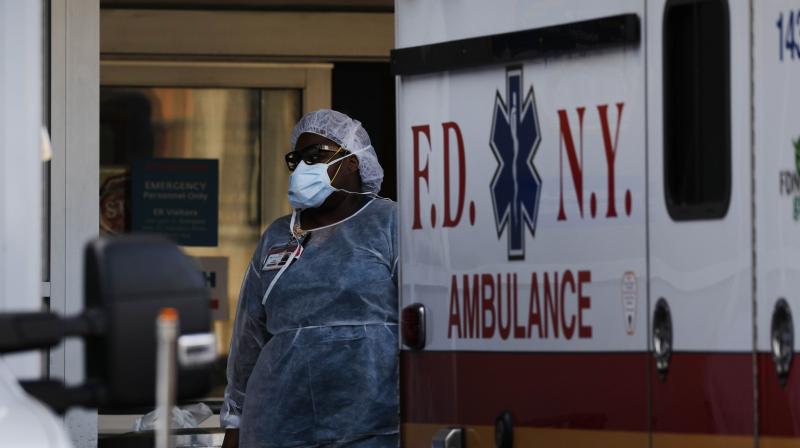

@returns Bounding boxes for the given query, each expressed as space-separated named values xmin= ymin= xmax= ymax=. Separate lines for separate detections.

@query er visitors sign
xmin=131 ymin=158 xmax=219 ymax=246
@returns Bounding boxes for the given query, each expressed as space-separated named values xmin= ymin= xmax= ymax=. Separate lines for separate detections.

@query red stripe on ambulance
xmin=402 ymin=351 xmax=753 ymax=436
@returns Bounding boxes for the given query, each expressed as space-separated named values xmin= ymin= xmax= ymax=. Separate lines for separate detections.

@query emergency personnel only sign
xmin=398 ymin=35 xmax=646 ymax=352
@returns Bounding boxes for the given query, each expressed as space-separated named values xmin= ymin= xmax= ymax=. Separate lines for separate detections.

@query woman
xmin=221 ymin=109 xmax=399 ymax=447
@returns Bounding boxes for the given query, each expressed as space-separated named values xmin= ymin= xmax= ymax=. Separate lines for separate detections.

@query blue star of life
xmin=490 ymin=67 xmax=542 ymax=260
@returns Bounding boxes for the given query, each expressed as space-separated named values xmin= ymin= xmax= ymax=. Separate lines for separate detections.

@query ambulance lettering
xmin=779 ymin=136 xmax=800 ymax=220
xmin=410 ymin=123 xmax=475 ymax=229
xmin=557 ymin=103 xmax=633 ymax=220
xmin=447 ymin=270 xmax=593 ymax=340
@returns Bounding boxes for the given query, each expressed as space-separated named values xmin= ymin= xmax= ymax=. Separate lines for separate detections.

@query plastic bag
xmin=132 ymin=402 xmax=213 ymax=431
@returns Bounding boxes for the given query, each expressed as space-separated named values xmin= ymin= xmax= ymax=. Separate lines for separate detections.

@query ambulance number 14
xmin=777 ymin=9 xmax=800 ymax=61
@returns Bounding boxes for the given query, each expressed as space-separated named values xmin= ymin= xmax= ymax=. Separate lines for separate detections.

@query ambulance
xmin=394 ymin=0 xmax=800 ymax=446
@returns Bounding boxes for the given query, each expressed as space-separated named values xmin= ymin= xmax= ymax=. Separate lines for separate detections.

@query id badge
xmin=262 ymin=240 xmax=303 ymax=271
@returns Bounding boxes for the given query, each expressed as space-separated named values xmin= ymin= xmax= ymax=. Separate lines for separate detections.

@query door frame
xmin=101 ymin=60 xmax=332 ymax=113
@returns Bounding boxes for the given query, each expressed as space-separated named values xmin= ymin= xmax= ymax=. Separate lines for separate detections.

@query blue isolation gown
xmin=221 ymin=199 xmax=399 ymax=447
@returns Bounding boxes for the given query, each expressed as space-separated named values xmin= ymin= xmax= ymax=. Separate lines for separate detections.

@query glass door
xmin=99 ymin=61 xmax=331 ymax=400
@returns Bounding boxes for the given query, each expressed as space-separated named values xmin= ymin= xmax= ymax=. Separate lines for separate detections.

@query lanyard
xmin=261 ymin=211 xmax=302 ymax=305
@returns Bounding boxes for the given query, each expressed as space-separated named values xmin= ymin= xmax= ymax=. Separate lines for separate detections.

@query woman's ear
xmin=347 ymin=154 xmax=360 ymax=173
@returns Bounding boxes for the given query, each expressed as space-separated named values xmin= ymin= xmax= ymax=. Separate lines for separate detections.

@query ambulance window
xmin=663 ymin=0 xmax=730 ymax=220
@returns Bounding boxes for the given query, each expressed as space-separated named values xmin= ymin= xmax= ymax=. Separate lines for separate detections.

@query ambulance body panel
xmin=395 ymin=0 xmax=783 ymax=445
xmin=754 ymin=0 xmax=800 ymax=440
xmin=397 ymin=1 xmax=650 ymax=445
xmin=646 ymin=0 xmax=753 ymax=442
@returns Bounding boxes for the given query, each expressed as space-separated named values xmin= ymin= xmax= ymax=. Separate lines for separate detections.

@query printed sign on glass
xmin=131 ymin=158 xmax=219 ymax=246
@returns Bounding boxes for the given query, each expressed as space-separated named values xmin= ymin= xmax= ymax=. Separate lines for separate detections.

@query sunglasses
xmin=284 ymin=144 xmax=347 ymax=171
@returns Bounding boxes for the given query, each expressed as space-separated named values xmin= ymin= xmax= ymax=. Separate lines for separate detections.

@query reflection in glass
xmin=100 ymin=88 xmax=300 ymax=386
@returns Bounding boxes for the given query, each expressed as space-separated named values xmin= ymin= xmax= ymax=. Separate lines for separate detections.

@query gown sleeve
xmin=220 ymin=245 xmax=271 ymax=428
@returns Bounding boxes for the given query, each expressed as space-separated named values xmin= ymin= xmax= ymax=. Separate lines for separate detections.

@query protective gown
xmin=222 ymin=199 xmax=399 ymax=447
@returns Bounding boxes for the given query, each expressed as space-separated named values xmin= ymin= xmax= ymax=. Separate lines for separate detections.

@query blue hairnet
xmin=290 ymin=109 xmax=384 ymax=193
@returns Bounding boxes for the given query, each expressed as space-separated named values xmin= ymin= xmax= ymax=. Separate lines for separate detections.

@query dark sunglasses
xmin=284 ymin=144 xmax=347 ymax=171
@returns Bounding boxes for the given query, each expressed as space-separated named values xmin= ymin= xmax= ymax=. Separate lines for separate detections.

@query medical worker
xmin=221 ymin=110 xmax=399 ymax=447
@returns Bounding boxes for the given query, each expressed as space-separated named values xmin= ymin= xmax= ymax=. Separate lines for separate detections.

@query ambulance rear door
xmin=754 ymin=0 xmax=800 ymax=444
xmin=646 ymin=0 xmax=753 ymax=445
xmin=395 ymin=1 xmax=649 ymax=446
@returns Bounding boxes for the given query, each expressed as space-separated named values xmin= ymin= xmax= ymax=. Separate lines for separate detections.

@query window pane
xmin=100 ymin=87 xmax=301 ymax=388
xmin=664 ymin=0 xmax=731 ymax=220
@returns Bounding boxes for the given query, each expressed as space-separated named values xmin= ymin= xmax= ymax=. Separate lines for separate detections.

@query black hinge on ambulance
xmin=653 ymin=298 xmax=673 ymax=381
xmin=772 ymin=298 xmax=794 ymax=386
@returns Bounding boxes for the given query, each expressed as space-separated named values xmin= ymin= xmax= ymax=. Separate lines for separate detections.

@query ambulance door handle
xmin=652 ymin=298 xmax=672 ymax=381
xmin=771 ymin=298 xmax=794 ymax=386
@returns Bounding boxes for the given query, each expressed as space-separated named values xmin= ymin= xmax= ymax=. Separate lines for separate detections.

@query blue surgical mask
xmin=287 ymin=150 xmax=360 ymax=209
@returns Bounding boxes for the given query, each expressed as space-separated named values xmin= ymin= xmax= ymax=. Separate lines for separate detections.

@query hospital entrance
xmin=93 ymin=3 xmax=395 ymax=444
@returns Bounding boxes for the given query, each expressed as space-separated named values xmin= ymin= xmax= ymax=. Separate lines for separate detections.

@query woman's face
xmin=292 ymin=133 xmax=361 ymax=209
xmin=294 ymin=134 xmax=357 ymax=184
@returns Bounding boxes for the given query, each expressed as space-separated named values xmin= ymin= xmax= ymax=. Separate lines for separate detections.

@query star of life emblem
xmin=489 ymin=67 xmax=542 ymax=260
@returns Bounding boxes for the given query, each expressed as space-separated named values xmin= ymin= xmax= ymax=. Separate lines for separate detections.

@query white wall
xmin=0 ymin=0 xmax=43 ymax=379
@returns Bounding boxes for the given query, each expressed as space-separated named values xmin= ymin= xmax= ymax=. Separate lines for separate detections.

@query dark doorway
xmin=332 ymin=62 xmax=396 ymax=200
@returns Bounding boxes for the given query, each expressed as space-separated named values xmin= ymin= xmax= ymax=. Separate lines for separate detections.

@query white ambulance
xmin=394 ymin=0 xmax=800 ymax=446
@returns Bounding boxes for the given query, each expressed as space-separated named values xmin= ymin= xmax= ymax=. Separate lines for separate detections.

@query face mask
xmin=287 ymin=150 xmax=361 ymax=209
